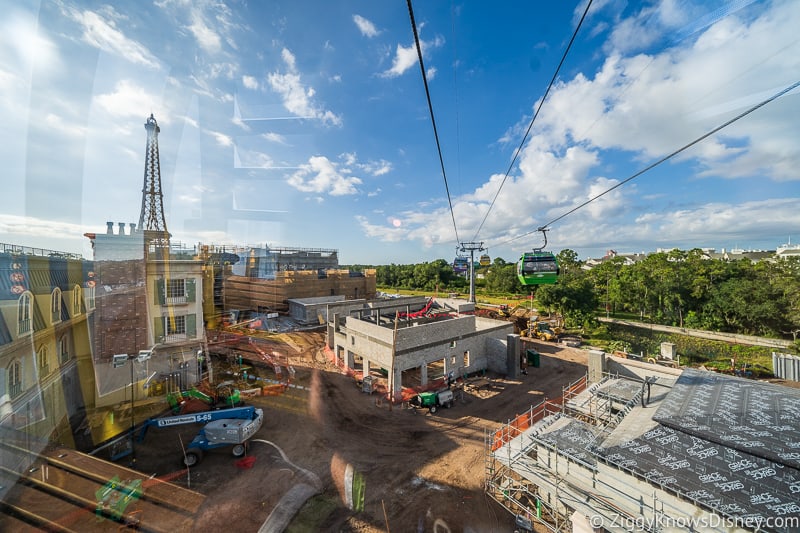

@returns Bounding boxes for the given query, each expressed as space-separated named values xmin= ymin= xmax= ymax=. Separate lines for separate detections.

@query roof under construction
xmin=488 ymin=366 xmax=800 ymax=531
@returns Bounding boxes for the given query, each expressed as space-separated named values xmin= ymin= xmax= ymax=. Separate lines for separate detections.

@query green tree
xmin=536 ymin=278 xmax=598 ymax=329
xmin=485 ymin=262 xmax=521 ymax=294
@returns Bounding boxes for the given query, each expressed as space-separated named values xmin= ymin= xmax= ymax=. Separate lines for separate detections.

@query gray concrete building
xmin=486 ymin=354 xmax=800 ymax=532
xmin=327 ymin=296 xmax=516 ymax=400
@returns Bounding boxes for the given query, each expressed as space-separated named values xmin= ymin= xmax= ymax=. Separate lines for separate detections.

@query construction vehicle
xmin=411 ymin=389 xmax=454 ymax=414
xmin=523 ymin=319 xmax=560 ymax=341
xmin=138 ymin=405 xmax=264 ymax=467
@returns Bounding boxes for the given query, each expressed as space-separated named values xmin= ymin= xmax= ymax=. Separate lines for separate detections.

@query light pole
xmin=113 ymin=349 xmax=151 ymax=467
xmin=128 ymin=353 xmax=136 ymax=465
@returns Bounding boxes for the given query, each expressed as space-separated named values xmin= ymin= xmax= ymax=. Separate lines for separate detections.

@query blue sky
xmin=2 ymin=0 xmax=799 ymax=264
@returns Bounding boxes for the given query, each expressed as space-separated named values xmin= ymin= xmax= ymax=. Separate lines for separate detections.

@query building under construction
xmin=326 ymin=296 xmax=517 ymax=401
xmin=195 ymin=244 xmax=375 ymax=319
xmin=485 ymin=351 xmax=800 ymax=532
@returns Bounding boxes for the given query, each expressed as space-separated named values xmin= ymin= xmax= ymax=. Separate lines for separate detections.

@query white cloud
xmin=44 ymin=113 xmax=87 ymax=138
xmin=262 ymin=132 xmax=289 ymax=145
xmin=382 ymin=42 xmax=418 ymax=78
xmin=338 ymin=152 xmax=392 ymax=177
xmin=353 ymin=14 xmax=379 ymax=38
xmin=242 ymin=75 xmax=259 ymax=90
xmin=208 ymin=130 xmax=233 ymax=147
xmin=287 ymin=156 xmax=362 ymax=195
xmin=187 ymin=9 xmax=222 ymax=53
xmin=382 ymin=35 xmax=444 ymax=78
xmin=360 ymin=159 xmax=392 ymax=176
xmin=0 ymin=214 xmax=91 ymax=253
xmin=95 ymin=80 xmax=160 ymax=119
xmin=68 ymin=6 xmax=160 ymax=68
xmin=267 ymin=48 xmax=342 ymax=126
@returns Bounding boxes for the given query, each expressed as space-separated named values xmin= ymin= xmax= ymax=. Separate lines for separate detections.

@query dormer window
xmin=72 ymin=285 xmax=82 ymax=315
xmin=18 ymin=292 xmax=32 ymax=335
xmin=51 ymin=288 xmax=62 ymax=324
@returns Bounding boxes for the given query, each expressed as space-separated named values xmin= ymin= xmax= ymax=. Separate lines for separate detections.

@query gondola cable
xmin=406 ymin=0 xmax=460 ymax=244
xmin=471 ymin=0 xmax=595 ymax=242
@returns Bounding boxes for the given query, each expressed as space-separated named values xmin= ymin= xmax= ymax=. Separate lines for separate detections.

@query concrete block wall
xmin=395 ymin=334 xmax=486 ymax=377
xmin=606 ymin=355 xmax=682 ymax=381
xmin=366 ymin=296 xmax=429 ymax=310
xmin=288 ymin=295 xmax=345 ymax=323
xmin=342 ymin=316 xmax=395 ymax=366
xmin=395 ymin=315 xmax=476 ymax=350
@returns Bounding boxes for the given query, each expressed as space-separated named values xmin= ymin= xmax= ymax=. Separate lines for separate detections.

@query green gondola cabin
xmin=516 ymin=251 xmax=559 ymax=285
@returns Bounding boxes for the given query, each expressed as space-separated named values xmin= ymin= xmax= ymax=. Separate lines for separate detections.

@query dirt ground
xmin=132 ymin=332 xmax=588 ymax=533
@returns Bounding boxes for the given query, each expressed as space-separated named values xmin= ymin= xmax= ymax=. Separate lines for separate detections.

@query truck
xmin=411 ymin=389 xmax=454 ymax=414
xmin=138 ymin=405 xmax=264 ymax=467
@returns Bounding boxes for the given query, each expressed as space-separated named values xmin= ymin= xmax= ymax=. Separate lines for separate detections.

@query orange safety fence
xmin=262 ymin=383 xmax=288 ymax=396
xmin=490 ymin=398 xmax=564 ymax=451
xmin=563 ymin=375 xmax=588 ymax=399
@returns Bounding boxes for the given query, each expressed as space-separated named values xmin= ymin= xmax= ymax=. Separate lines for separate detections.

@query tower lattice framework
xmin=138 ymin=114 xmax=170 ymax=246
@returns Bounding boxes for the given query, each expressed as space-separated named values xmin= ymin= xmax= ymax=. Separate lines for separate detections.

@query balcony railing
xmin=163 ymin=333 xmax=188 ymax=342
xmin=165 ymin=296 xmax=187 ymax=305
xmin=1 ymin=242 xmax=83 ymax=259
xmin=9 ymin=382 xmax=23 ymax=399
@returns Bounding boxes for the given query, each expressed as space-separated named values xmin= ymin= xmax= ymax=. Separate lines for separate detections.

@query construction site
xmin=4 ymin=113 xmax=800 ymax=532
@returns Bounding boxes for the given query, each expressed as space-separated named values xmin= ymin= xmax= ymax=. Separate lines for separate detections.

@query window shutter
xmin=187 ymin=314 xmax=197 ymax=338
xmin=186 ymin=278 xmax=196 ymax=303
xmin=154 ymin=279 xmax=165 ymax=305
xmin=153 ymin=316 xmax=165 ymax=342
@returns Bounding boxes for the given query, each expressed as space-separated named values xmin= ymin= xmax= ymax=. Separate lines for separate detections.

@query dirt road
xmin=132 ymin=333 xmax=588 ymax=532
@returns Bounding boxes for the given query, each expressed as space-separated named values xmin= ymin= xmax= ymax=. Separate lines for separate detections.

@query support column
xmin=420 ymin=363 xmax=428 ymax=385
xmin=507 ymin=333 xmax=521 ymax=378
xmin=363 ymin=358 xmax=371 ymax=377
xmin=345 ymin=350 xmax=355 ymax=371
xmin=588 ymin=350 xmax=606 ymax=383
xmin=391 ymin=366 xmax=403 ymax=401
xmin=326 ymin=313 xmax=337 ymax=349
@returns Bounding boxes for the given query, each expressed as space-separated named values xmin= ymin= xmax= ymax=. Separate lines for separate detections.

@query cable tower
xmin=138 ymin=114 xmax=171 ymax=248
xmin=458 ymin=241 xmax=485 ymax=303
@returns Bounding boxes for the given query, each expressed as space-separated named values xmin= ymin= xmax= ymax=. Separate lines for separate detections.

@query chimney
xmin=129 ymin=222 xmax=137 ymax=234
xmin=106 ymin=221 xmax=114 ymax=234
xmin=118 ymin=222 xmax=126 ymax=235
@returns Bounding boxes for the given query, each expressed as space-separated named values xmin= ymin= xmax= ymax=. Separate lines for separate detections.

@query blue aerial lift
xmin=138 ymin=405 xmax=264 ymax=466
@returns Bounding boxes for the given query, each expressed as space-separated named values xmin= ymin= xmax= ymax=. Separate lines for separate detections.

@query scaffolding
xmin=484 ymin=374 xmax=589 ymax=531
xmin=485 ymin=368 xmax=800 ymax=533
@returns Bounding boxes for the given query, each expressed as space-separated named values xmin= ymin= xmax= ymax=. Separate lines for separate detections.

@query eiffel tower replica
xmin=138 ymin=114 xmax=171 ymax=253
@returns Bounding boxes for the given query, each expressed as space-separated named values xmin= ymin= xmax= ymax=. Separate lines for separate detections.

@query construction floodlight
xmin=112 ymin=354 xmax=129 ymax=368
xmin=137 ymin=350 xmax=152 ymax=363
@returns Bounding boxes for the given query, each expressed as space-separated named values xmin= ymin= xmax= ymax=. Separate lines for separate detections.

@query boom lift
xmin=138 ymin=405 xmax=264 ymax=466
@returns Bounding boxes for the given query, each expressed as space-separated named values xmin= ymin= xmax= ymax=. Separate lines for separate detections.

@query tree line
xmin=348 ymin=249 xmax=800 ymax=343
